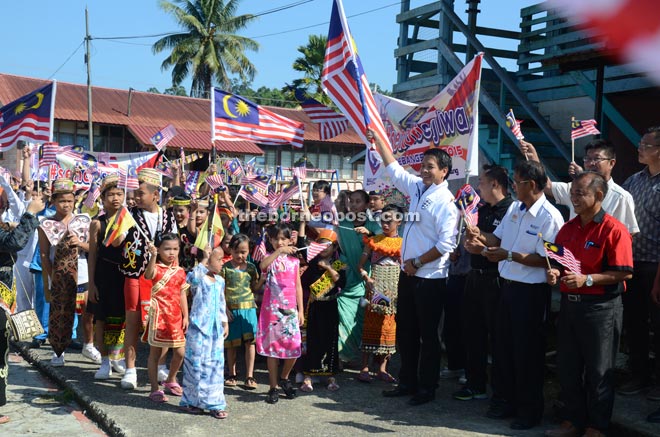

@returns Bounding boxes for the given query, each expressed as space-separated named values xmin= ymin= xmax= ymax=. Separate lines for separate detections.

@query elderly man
xmin=545 ymin=172 xmax=633 ymax=437
xmin=465 ymin=160 xmax=564 ymax=430
xmin=369 ymin=130 xmax=458 ymax=406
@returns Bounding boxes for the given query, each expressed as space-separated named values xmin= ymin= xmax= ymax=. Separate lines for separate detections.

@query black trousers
xmin=491 ymin=280 xmax=549 ymax=421
xmin=0 ymin=309 xmax=8 ymax=407
xmin=622 ymin=262 xmax=660 ymax=380
xmin=462 ymin=269 xmax=501 ymax=392
xmin=443 ymin=274 xmax=466 ymax=371
xmin=558 ymin=294 xmax=622 ymax=432
xmin=396 ymin=272 xmax=446 ymax=391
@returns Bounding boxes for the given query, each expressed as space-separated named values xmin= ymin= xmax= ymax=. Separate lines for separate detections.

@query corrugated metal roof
xmin=0 ymin=73 xmax=365 ymax=152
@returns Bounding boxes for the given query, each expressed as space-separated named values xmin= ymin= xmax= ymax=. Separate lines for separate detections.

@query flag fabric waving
xmin=455 ymin=184 xmax=480 ymax=227
xmin=269 ymin=177 xmax=300 ymax=209
xmin=306 ymin=241 xmax=331 ymax=262
xmin=205 ymin=174 xmax=225 ymax=191
xmin=193 ymin=218 xmax=210 ymax=252
xmin=506 ymin=109 xmax=524 ymax=140
xmin=212 ymin=88 xmax=304 ymax=148
xmin=239 ymin=184 xmax=269 ymax=208
xmin=224 ymin=158 xmax=244 ymax=178
xmin=321 ymin=0 xmax=391 ymax=150
xmin=571 ymin=119 xmax=600 ymax=140
xmin=0 ymin=82 xmax=55 ymax=152
xmin=118 ymin=165 xmax=139 ymax=191
xmin=293 ymin=88 xmax=349 ymax=140
xmin=543 ymin=240 xmax=583 ymax=274
xmin=292 ymin=156 xmax=308 ymax=180
xmin=103 ymin=206 xmax=137 ymax=247
xmin=210 ymin=204 xmax=225 ymax=248
xmin=252 ymin=232 xmax=267 ymax=262
xmin=40 ymin=142 xmax=59 ymax=166
xmin=150 ymin=124 xmax=177 ymax=151
xmin=242 ymin=174 xmax=272 ymax=192
xmin=84 ymin=183 xmax=101 ymax=209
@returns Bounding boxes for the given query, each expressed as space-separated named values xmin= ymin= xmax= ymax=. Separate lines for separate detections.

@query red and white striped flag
xmin=571 ymin=119 xmax=600 ymax=140
xmin=298 ymin=97 xmax=349 ymax=141
xmin=0 ymin=82 xmax=55 ymax=152
xmin=321 ymin=0 xmax=391 ymax=151
xmin=84 ymin=183 xmax=101 ymax=208
xmin=306 ymin=241 xmax=331 ymax=262
xmin=205 ymin=174 xmax=224 ymax=191
xmin=40 ymin=142 xmax=59 ymax=166
xmin=242 ymin=174 xmax=272 ymax=192
xmin=506 ymin=109 xmax=524 ymax=140
xmin=150 ymin=124 xmax=177 ymax=151
xmin=118 ymin=165 xmax=139 ymax=191
xmin=252 ymin=234 xmax=267 ymax=262
xmin=543 ymin=240 xmax=582 ymax=275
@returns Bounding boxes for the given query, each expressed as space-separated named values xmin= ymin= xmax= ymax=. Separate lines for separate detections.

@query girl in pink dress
xmin=256 ymin=224 xmax=304 ymax=404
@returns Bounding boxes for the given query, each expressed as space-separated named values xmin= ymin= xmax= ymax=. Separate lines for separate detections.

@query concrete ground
xmin=8 ymin=340 xmax=660 ymax=437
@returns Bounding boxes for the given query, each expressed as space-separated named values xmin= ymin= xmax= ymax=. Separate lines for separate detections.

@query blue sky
xmin=1 ymin=0 xmax=536 ymax=95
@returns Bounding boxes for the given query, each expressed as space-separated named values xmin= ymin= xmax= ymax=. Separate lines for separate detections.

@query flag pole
xmin=571 ymin=116 xmax=575 ymax=163
xmin=210 ymin=85 xmax=217 ymax=167
xmin=49 ymin=81 xmax=57 ymax=142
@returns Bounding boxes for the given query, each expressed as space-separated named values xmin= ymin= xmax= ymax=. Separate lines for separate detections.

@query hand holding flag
xmin=454 ymin=184 xmax=480 ymax=227
xmin=542 ymin=238 xmax=582 ymax=275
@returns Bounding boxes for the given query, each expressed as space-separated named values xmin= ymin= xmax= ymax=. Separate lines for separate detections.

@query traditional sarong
xmin=104 ymin=316 xmax=126 ymax=361
xmin=48 ymin=239 xmax=78 ymax=356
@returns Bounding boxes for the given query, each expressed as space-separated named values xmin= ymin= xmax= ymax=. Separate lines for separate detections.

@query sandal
xmin=179 ymin=405 xmax=205 ymax=415
xmin=244 ymin=376 xmax=258 ymax=390
xmin=148 ymin=390 xmax=169 ymax=403
xmin=327 ymin=377 xmax=340 ymax=391
xmin=377 ymin=371 xmax=397 ymax=383
xmin=209 ymin=409 xmax=228 ymax=420
xmin=300 ymin=377 xmax=314 ymax=392
xmin=162 ymin=381 xmax=183 ymax=396
xmin=225 ymin=375 xmax=237 ymax=387
xmin=357 ymin=370 xmax=372 ymax=383
xmin=0 ymin=415 xmax=9 ymax=425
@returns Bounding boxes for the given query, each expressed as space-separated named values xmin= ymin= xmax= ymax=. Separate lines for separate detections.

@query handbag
xmin=5 ymin=255 xmax=45 ymax=341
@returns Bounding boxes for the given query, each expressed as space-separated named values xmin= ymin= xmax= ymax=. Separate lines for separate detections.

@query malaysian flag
xmin=150 ymin=124 xmax=177 ymax=151
xmin=84 ymin=183 xmax=101 ymax=209
xmin=505 ymin=109 xmax=524 ymax=140
xmin=205 ymin=174 xmax=225 ymax=191
xmin=293 ymin=88 xmax=349 ymax=140
xmin=0 ymin=82 xmax=55 ymax=152
xmin=118 ymin=165 xmax=139 ymax=190
xmin=40 ymin=142 xmax=59 ymax=166
xmin=571 ymin=119 xmax=600 ymax=140
xmin=212 ymin=88 xmax=305 ymax=148
xmin=242 ymin=174 xmax=272 ymax=191
xmin=269 ymin=177 xmax=300 ymax=209
xmin=306 ymin=241 xmax=331 ymax=262
xmin=292 ymin=156 xmax=307 ymax=180
xmin=224 ymin=158 xmax=244 ymax=178
xmin=455 ymin=184 xmax=480 ymax=226
xmin=252 ymin=232 xmax=267 ymax=262
xmin=244 ymin=156 xmax=257 ymax=175
xmin=239 ymin=183 xmax=269 ymax=207
xmin=543 ymin=240 xmax=583 ymax=274
xmin=321 ymin=0 xmax=391 ymax=150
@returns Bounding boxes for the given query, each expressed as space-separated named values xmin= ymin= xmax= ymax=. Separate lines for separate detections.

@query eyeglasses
xmin=582 ymin=157 xmax=611 ymax=164
xmin=512 ymin=179 xmax=530 ymax=186
xmin=639 ymin=142 xmax=660 ymax=150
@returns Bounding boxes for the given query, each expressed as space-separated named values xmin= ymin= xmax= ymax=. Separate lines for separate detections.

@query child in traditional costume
xmin=256 ymin=224 xmax=304 ymax=404
xmin=299 ymin=228 xmax=346 ymax=392
xmin=38 ymin=178 xmax=92 ymax=367
xmin=221 ymin=234 xmax=260 ymax=390
xmin=143 ymin=233 xmax=189 ymax=403
xmin=357 ymin=204 xmax=403 ymax=383
xmin=170 ymin=195 xmax=195 ymax=272
xmin=87 ymin=175 xmax=127 ymax=379
xmin=180 ymin=247 xmax=229 ymax=419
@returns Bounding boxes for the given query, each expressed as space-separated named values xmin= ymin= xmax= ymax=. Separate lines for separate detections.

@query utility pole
xmin=85 ymin=7 xmax=94 ymax=151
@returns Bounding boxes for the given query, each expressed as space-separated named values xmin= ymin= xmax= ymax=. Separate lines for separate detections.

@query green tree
xmin=146 ymin=87 xmax=161 ymax=94
xmin=164 ymin=85 xmax=188 ymax=96
xmin=153 ymin=0 xmax=259 ymax=98
xmin=289 ymin=34 xmax=330 ymax=105
xmin=229 ymin=79 xmax=297 ymax=108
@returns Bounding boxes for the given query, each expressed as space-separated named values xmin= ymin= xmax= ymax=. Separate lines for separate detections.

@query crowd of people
xmin=0 ymin=126 xmax=658 ymax=436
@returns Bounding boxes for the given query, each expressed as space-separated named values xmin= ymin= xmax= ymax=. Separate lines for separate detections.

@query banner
xmin=366 ymin=54 xmax=483 ymax=190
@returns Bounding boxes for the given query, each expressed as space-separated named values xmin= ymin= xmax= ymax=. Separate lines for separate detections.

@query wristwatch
xmin=585 ymin=274 xmax=594 ymax=287
xmin=506 ymin=251 xmax=513 ymax=262
xmin=412 ymin=257 xmax=423 ymax=269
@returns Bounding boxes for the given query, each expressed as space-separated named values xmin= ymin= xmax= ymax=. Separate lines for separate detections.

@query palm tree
xmin=153 ymin=0 xmax=259 ymax=98
xmin=290 ymin=34 xmax=331 ymax=105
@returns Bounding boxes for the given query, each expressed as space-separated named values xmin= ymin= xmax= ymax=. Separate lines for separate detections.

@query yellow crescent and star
xmin=222 ymin=94 xmax=251 ymax=119
xmin=13 ymin=92 xmax=44 ymax=115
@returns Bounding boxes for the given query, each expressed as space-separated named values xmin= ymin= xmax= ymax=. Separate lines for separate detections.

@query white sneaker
xmin=82 ymin=344 xmax=102 ymax=364
xmin=120 ymin=372 xmax=137 ymax=390
xmin=51 ymin=353 xmax=65 ymax=367
xmin=439 ymin=368 xmax=465 ymax=379
xmin=111 ymin=359 xmax=126 ymax=375
xmin=157 ymin=367 xmax=169 ymax=383
xmin=95 ymin=363 xmax=112 ymax=380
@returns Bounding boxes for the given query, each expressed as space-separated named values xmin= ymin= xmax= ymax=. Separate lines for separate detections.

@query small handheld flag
xmin=505 ymin=109 xmax=524 ymax=140
xmin=571 ymin=119 xmax=600 ymax=140
xmin=103 ymin=206 xmax=137 ymax=247
xmin=454 ymin=184 xmax=480 ymax=227
xmin=543 ymin=240 xmax=582 ymax=274
xmin=150 ymin=124 xmax=177 ymax=151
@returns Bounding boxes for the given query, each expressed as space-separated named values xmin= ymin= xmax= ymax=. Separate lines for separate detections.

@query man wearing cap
xmin=114 ymin=168 xmax=177 ymax=390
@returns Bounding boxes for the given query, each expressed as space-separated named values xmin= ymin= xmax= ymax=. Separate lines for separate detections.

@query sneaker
xmin=647 ymin=385 xmax=660 ymax=401
xmin=82 ymin=344 xmax=102 ymax=364
xmin=111 ymin=359 xmax=126 ymax=375
xmin=279 ymin=379 xmax=297 ymax=399
xmin=158 ymin=367 xmax=170 ymax=383
xmin=439 ymin=368 xmax=465 ymax=380
xmin=50 ymin=353 xmax=65 ymax=367
xmin=265 ymin=388 xmax=279 ymax=404
xmin=121 ymin=372 xmax=138 ymax=390
xmin=618 ymin=377 xmax=649 ymax=395
xmin=453 ymin=387 xmax=488 ymax=401
xmin=459 ymin=375 xmax=467 ymax=385
xmin=95 ymin=363 xmax=112 ymax=380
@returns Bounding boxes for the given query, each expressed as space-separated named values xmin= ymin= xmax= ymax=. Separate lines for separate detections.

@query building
xmin=0 ymin=73 xmax=365 ymax=185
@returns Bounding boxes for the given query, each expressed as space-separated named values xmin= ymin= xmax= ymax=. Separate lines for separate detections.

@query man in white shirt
xmin=521 ymin=139 xmax=638 ymax=234
xmin=369 ymin=130 xmax=458 ymax=406
xmin=466 ymin=160 xmax=564 ymax=430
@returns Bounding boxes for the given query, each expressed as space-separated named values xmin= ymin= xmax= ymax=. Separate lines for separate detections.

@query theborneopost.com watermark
xmin=234 ymin=209 xmax=420 ymax=224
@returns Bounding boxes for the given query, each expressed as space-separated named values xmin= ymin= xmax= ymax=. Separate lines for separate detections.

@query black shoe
xmin=382 ymin=385 xmax=414 ymax=398
xmin=486 ymin=401 xmax=515 ymax=419
xmin=265 ymin=388 xmax=279 ymax=404
xmin=618 ymin=376 xmax=649 ymax=395
xmin=279 ymin=379 xmax=296 ymax=399
xmin=510 ymin=417 xmax=540 ymax=430
xmin=647 ymin=407 xmax=660 ymax=423
xmin=408 ymin=389 xmax=435 ymax=406
xmin=29 ymin=339 xmax=45 ymax=349
xmin=68 ymin=340 xmax=83 ymax=350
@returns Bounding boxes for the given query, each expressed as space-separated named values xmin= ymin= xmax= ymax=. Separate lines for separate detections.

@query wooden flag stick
xmin=571 ymin=116 xmax=575 ymax=163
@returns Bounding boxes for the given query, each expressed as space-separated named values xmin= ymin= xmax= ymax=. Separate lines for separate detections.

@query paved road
xmin=2 ymin=351 xmax=106 ymax=436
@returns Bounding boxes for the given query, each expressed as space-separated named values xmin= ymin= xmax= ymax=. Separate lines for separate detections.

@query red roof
xmin=0 ymin=73 xmax=364 ymax=153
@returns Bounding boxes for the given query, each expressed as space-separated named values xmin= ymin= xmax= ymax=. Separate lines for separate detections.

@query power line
xmin=48 ymin=40 xmax=85 ymax=79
